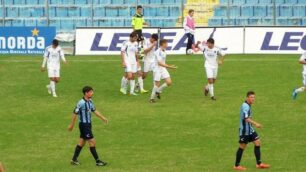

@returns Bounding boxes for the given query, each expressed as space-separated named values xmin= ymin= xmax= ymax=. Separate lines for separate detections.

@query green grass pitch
xmin=0 ymin=54 xmax=306 ymax=172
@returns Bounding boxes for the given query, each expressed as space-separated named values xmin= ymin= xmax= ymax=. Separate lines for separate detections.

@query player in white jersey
xmin=135 ymin=34 xmax=159 ymax=93
xmin=292 ymin=52 xmax=306 ymax=100
xmin=195 ymin=38 xmax=225 ymax=100
xmin=120 ymin=32 xmax=139 ymax=96
xmin=150 ymin=39 xmax=177 ymax=103
xmin=41 ymin=39 xmax=67 ymax=97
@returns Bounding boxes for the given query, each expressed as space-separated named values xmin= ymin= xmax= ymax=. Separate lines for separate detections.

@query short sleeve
xmin=73 ymin=101 xmax=82 ymax=114
xmin=217 ymin=48 xmax=226 ymax=56
xmin=156 ymin=51 xmax=163 ymax=62
xmin=242 ymin=104 xmax=250 ymax=119
xmin=121 ymin=41 xmax=127 ymax=52
xmin=131 ymin=16 xmax=135 ymax=26
xmin=299 ymin=52 xmax=306 ymax=61
xmin=43 ymin=48 xmax=49 ymax=58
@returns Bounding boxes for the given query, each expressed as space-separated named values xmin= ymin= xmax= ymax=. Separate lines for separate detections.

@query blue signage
xmin=0 ymin=27 xmax=56 ymax=54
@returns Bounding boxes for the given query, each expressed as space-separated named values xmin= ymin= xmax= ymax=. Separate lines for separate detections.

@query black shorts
xmin=135 ymin=29 xmax=143 ymax=42
xmin=239 ymin=132 xmax=259 ymax=144
xmin=79 ymin=123 xmax=94 ymax=140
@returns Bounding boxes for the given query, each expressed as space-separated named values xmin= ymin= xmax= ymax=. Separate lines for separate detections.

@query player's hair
xmin=188 ymin=9 xmax=194 ymax=14
xmin=159 ymin=39 xmax=168 ymax=46
xmin=130 ymin=31 xmax=138 ymax=38
xmin=52 ymin=39 xmax=59 ymax=46
xmin=207 ymin=38 xmax=215 ymax=44
xmin=137 ymin=5 xmax=142 ymax=9
xmin=82 ymin=86 xmax=93 ymax=95
xmin=151 ymin=34 xmax=158 ymax=41
xmin=246 ymin=91 xmax=255 ymax=97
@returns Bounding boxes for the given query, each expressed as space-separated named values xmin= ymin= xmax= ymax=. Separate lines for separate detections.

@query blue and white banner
xmin=0 ymin=27 xmax=56 ymax=54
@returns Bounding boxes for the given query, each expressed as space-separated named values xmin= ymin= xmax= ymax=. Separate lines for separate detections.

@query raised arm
xmin=144 ymin=41 xmax=157 ymax=54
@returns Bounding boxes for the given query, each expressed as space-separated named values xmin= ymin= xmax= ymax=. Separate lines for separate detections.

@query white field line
xmin=0 ymin=58 xmax=295 ymax=63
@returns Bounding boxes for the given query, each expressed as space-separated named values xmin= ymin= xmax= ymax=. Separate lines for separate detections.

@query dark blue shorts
xmin=239 ymin=132 xmax=259 ymax=144
xmin=79 ymin=123 xmax=94 ymax=140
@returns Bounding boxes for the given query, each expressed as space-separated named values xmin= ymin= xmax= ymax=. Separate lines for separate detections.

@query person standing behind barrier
xmin=183 ymin=9 xmax=195 ymax=55
xmin=132 ymin=5 xmax=149 ymax=42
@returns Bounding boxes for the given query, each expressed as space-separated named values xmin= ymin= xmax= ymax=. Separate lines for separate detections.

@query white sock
xmin=50 ymin=81 xmax=56 ymax=94
xmin=138 ymin=77 xmax=144 ymax=90
xmin=151 ymin=85 xmax=158 ymax=99
xmin=205 ymin=84 xmax=209 ymax=90
xmin=296 ymin=87 xmax=305 ymax=93
xmin=157 ymin=83 xmax=168 ymax=93
xmin=130 ymin=80 xmax=135 ymax=94
xmin=208 ymin=83 xmax=214 ymax=97
xmin=121 ymin=76 xmax=127 ymax=89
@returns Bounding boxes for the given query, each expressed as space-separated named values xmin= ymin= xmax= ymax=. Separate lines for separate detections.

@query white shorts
xmin=125 ymin=63 xmax=137 ymax=73
xmin=205 ymin=67 xmax=218 ymax=79
xmin=48 ymin=69 xmax=60 ymax=78
xmin=303 ymin=74 xmax=306 ymax=86
xmin=144 ymin=61 xmax=155 ymax=73
xmin=153 ymin=68 xmax=170 ymax=81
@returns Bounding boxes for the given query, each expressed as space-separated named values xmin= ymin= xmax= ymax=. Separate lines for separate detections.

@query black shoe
xmin=71 ymin=160 xmax=80 ymax=165
xmin=204 ymin=87 xmax=208 ymax=96
xmin=96 ymin=160 xmax=107 ymax=166
xmin=211 ymin=96 xmax=216 ymax=101
xmin=156 ymin=92 xmax=161 ymax=99
xmin=149 ymin=99 xmax=156 ymax=103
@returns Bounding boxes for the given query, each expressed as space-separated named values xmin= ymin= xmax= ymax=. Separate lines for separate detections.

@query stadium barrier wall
xmin=0 ymin=27 xmax=56 ymax=55
xmin=75 ymin=26 xmax=306 ymax=55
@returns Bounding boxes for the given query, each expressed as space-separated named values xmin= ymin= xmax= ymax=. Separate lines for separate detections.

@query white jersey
xmin=143 ymin=38 xmax=156 ymax=63
xmin=121 ymin=40 xmax=138 ymax=64
xmin=154 ymin=48 xmax=167 ymax=71
xmin=43 ymin=46 xmax=65 ymax=70
xmin=199 ymin=44 xmax=225 ymax=68
xmin=299 ymin=52 xmax=306 ymax=74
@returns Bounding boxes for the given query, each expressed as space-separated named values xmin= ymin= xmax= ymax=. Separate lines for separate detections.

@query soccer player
xmin=234 ymin=91 xmax=270 ymax=171
xmin=135 ymin=34 xmax=159 ymax=93
xmin=120 ymin=32 xmax=140 ymax=95
xmin=292 ymin=52 xmax=306 ymax=100
xmin=183 ymin=9 xmax=195 ymax=55
xmin=41 ymin=39 xmax=67 ymax=98
xmin=132 ymin=5 xmax=149 ymax=42
xmin=150 ymin=39 xmax=177 ymax=103
xmin=68 ymin=86 xmax=108 ymax=166
xmin=195 ymin=38 xmax=225 ymax=101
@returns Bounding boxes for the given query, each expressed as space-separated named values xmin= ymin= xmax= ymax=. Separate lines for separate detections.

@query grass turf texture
xmin=0 ymin=54 xmax=305 ymax=172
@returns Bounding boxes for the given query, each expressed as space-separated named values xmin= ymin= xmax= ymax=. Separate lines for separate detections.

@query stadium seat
xmin=75 ymin=19 xmax=87 ymax=27
xmin=61 ymin=0 xmax=74 ymax=4
xmin=93 ymin=7 xmax=105 ymax=17
xmin=208 ymin=17 xmax=223 ymax=26
xmin=111 ymin=0 xmax=123 ymax=4
xmin=24 ymin=19 xmax=37 ymax=26
xmin=279 ymin=5 xmax=292 ymax=17
xmin=232 ymin=0 xmax=245 ymax=5
xmin=267 ymin=5 xmax=279 ymax=16
xmin=12 ymin=19 xmax=24 ymax=26
xmin=292 ymin=5 xmax=306 ymax=17
xmin=138 ymin=0 xmax=150 ymax=4
xmin=275 ymin=0 xmax=285 ymax=4
xmin=302 ymin=18 xmax=306 ymax=25
xmin=61 ymin=19 xmax=74 ymax=30
xmin=111 ymin=19 xmax=125 ymax=26
xmin=214 ymin=6 xmax=227 ymax=17
xmin=245 ymin=0 xmax=259 ymax=4
xmin=229 ymin=6 xmax=241 ymax=17
xmin=124 ymin=19 xmax=132 ymax=26
xmin=253 ymin=5 xmax=267 ymax=17
xmin=80 ymin=7 xmax=91 ymax=17
xmin=68 ymin=7 xmax=80 ymax=17
xmin=49 ymin=19 xmax=61 ymax=28
xmin=169 ymin=6 xmax=180 ymax=17
xmin=219 ymin=0 xmax=228 ymax=5
xmin=105 ymin=7 xmax=118 ymax=17
xmin=38 ymin=0 xmax=45 ymax=4
xmin=162 ymin=0 xmax=177 ymax=3
xmin=118 ymin=7 xmax=130 ymax=17
xmin=285 ymin=0 xmax=297 ymax=4
xmin=248 ymin=17 xmax=261 ymax=25
xmin=163 ymin=18 xmax=176 ymax=27
xmin=26 ymin=0 xmax=38 ymax=4
xmin=125 ymin=0 xmax=137 ymax=3
xmin=298 ymin=0 xmax=306 ymax=3
xmin=97 ymin=0 xmax=111 ymax=4
xmin=241 ymin=5 xmax=254 ymax=17
xmin=144 ymin=7 xmax=156 ymax=16
xmin=36 ymin=19 xmax=48 ymax=26
xmin=4 ymin=0 xmax=14 ymax=5
xmin=13 ymin=0 xmax=26 ymax=4
xmin=0 ymin=8 xmax=2 ymax=18
xmin=235 ymin=17 xmax=248 ymax=25
xmin=5 ymin=20 xmax=12 ymax=26
xmin=19 ymin=7 xmax=31 ymax=17
xmin=98 ymin=19 xmax=112 ymax=26
xmin=258 ymin=0 xmax=272 ymax=4
xmin=156 ymin=7 xmax=169 ymax=16
xmin=49 ymin=7 xmax=57 ymax=17
xmin=222 ymin=18 xmax=236 ymax=25
xmin=150 ymin=0 xmax=162 ymax=4
xmin=261 ymin=17 xmax=273 ymax=25
xmin=6 ymin=7 xmax=19 ymax=18
xmin=56 ymin=7 xmax=68 ymax=17
xmin=130 ymin=7 xmax=136 ymax=16
xmin=74 ymin=0 xmax=88 ymax=4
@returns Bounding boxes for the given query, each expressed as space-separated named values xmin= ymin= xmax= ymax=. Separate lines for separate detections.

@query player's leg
xmin=88 ymin=139 xmax=107 ymax=166
xmin=120 ymin=72 xmax=128 ymax=95
xmin=71 ymin=138 xmax=86 ymax=165
xmin=186 ymin=33 xmax=192 ymax=54
xmin=252 ymin=134 xmax=270 ymax=169
xmin=150 ymin=70 xmax=161 ymax=102
xmin=156 ymin=69 xmax=171 ymax=99
xmin=129 ymin=70 xmax=137 ymax=95
xmin=234 ymin=143 xmax=247 ymax=170
xmin=292 ymin=74 xmax=306 ymax=99
xmin=137 ymin=69 xmax=147 ymax=93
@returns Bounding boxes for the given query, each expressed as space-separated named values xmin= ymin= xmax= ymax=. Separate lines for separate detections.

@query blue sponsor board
xmin=0 ymin=27 xmax=56 ymax=54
